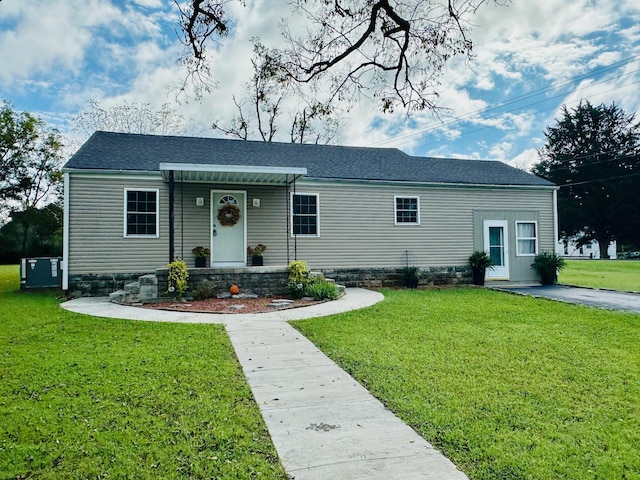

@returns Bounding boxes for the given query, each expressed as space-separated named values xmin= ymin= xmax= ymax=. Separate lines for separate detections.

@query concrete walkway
xmin=490 ymin=284 xmax=640 ymax=314
xmin=61 ymin=289 xmax=469 ymax=480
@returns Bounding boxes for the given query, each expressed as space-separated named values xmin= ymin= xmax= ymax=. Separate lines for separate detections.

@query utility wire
xmin=370 ymin=55 xmax=640 ymax=148
xmin=558 ymin=170 xmax=640 ymax=188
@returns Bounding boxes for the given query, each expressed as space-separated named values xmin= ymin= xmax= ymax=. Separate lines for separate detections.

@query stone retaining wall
xmin=68 ymin=264 xmax=471 ymax=297
xmin=155 ymin=266 xmax=289 ymax=297
xmin=322 ymin=266 xmax=472 ymax=289
xmin=68 ymin=273 xmax=145 ymax=297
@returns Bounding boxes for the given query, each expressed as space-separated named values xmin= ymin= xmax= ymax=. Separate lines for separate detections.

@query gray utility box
xmin=20 ymin=257 xmax=63 ymax=289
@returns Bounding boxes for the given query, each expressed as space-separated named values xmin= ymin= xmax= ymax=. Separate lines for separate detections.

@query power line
xmin=558 ymin=170 xmax=640 ymax=188
xmin=370 ymin=55 xmax=640 ymax=149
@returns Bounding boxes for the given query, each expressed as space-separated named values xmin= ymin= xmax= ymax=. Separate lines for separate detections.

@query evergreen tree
xmin=533 ymin=100 xmax=640 ymax=253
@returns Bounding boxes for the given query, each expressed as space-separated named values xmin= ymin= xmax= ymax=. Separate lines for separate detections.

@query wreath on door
xmin=217 ymin=203 xmax=241 ymax=226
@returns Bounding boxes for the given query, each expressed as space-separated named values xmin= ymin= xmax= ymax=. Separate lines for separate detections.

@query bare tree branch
xmin=178 ymin=0 xmax=503 ymax=111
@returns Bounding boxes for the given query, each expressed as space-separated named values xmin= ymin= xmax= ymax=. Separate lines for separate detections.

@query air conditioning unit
xmin=20 ymin=257 xmax=63 ymax=289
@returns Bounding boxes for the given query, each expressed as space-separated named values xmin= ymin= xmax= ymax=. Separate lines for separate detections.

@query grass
xmin=292 ymin=288 xmax=640 ymax=480
xmin=560 ymin=259 xmax=640 ymax=292
xmin=0 ymin=265 xmax=287 ymax=479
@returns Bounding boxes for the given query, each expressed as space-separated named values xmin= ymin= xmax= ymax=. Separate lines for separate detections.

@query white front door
xmin=483 ymin=220 xmax=509 ymax=280
xmin=211 ymin=190 xmax=246 ymax=267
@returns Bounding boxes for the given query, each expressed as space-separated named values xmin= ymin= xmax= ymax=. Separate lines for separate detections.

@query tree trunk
xmin=597 ymin=236 xmax=610 ymax=259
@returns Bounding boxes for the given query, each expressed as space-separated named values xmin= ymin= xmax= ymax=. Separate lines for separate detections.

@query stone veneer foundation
xmin=68 ymin=265 xmax=472 ymax=297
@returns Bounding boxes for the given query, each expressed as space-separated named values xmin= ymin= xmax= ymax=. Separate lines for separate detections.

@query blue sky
xmin=1 ymin=0 xmax=639 ymax=170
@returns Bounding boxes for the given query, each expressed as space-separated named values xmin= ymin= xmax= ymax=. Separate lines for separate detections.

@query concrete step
xmin=124 ymin=281 xmax=140 ymax=294
xmin=109 ymin=290 xmax=126 ymax=303
xmin=137 ymin=274 xmax=158 ymax=301
xmin=309 ymin=271 xmax=326 ymax=280
xmin=110 ymin=289 xmax=140 ymax=304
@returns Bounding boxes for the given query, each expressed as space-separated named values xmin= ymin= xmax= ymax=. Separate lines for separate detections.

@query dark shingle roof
xmin=63 ymin=131 xmax=554 ymax=187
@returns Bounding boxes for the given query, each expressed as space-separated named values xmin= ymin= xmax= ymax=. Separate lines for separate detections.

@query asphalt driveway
xmin=491 ymin=284 xmax=640 ymax=314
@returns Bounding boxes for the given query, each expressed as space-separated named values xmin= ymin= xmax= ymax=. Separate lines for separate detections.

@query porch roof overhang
xmin=159 ymin=162 xmax=307 ymax=185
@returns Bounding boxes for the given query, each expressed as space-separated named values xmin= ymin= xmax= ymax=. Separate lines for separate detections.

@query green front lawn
xmin=292 ymin=288 xmax=640 ymax=480
xmin=560 ymin=259 xmax=640 ymax=292
xmin=0 ymin=265 xmax=286 ymax=479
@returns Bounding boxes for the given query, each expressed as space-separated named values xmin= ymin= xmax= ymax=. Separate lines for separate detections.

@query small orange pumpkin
xmin=229 ymin=284 xmax=240 ymax=295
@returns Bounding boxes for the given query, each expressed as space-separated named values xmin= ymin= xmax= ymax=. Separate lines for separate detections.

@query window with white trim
xmin=516 ymin=221 xmax=537 ymax=256
xmin=394 ymin=196 xmax=420 ymax=225
xmin=124 ymin=188 xmax=159 ymax=237
xmin=291 ymin=193 xmax=319 ymax=236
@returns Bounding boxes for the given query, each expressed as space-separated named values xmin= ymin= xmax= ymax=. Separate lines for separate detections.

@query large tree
xmin=211 ymin=41 xmax=342 ymax=144
xmin=73 ymin=100 xmax=189 ymax=138
xmin=176 ymin=0 xmax=498 ymax=112
xmin=0 ymin=100 xmax=64 ymax=256
xmin=0 ymin=100 xmax=63 ymax=220
xmin=532 ymin=100 xmax=640 ymax=253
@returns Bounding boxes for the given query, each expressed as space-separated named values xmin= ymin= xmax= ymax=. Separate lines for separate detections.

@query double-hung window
xmin=291 ymin=193 xmax=319 ymax=236
xmin=124 ymin=188 xmax=159 ymax=237
xmin=516 ymin=221 xmax=537 ymax=256
xmin=394 ymin=196 xmax=420 ymax=225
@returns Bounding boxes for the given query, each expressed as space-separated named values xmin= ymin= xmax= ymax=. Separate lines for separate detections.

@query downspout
xmin=180 ymin=171 xmax=184 ymax=259
xmin=285 ymin=174 xmax=290 ymax=263
xmin=62 ymin=172 xmax=70 ymax=290
xmin=169 ymin=170 xmax=175 ymax=262
xmin=293 ymin=176 xmax=297 ymax=260
xmin=553 ymin=188 xmax=559 ymax=253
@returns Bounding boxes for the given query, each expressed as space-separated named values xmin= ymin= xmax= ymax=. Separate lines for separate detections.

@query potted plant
xmin=402 ymin=266 xmax=420 ymax=289
xmin=531 ymin=251 xmax=566 ymax=285
xmin=468 ymin=250 xmax=494 ymax=286
xmin=191 ymin=246 xmax=210 ymax=268
xmin=247 ymin=244 xmax=267 ymax=266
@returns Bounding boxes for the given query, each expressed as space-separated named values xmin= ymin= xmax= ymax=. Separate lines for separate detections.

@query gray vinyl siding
xmin=67 ymin=173 xmax=555 ymax=282
xmin=290 ymin=180 xmax=555 ymax=278
xmin=67 ymin=174 xmax=293 ymax=275
xmin=67 ymin=173 xmax=169 ymax=275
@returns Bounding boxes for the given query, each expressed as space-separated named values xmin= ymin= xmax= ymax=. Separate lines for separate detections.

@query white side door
xmin=210 ymin=190 xmax=246 ymax=267
xmin=483 ymin=220 xmax=509 ymax=280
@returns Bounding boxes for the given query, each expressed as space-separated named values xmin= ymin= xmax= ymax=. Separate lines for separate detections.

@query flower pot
xmin=195 ymin=257 xmax=207 ymax=268
xmin=540 ymin=270 xmax=557 ymax=285
xmin=252 ymin=256 xmax=263 ymax=266
xmin=405 ymin=278 xmax=419 ymax=289
xmin=471 ymin=266 xmax=486 ymax=286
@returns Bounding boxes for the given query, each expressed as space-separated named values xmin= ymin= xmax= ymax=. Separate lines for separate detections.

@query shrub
xmin=167 ymin=259 xmax=188 ymax=299
xmin=192 ymin=283 xmax=217 ymax=301
xmin=531 ymin=251 xmax=566 ymax=285
xmin=286 ymin=260 xmax=310 ymax=298
xmin=304 ymin=279 xmax=340 ymax=300
xmin=469 ymin=250 xmax=494 ymax=269
xmin=402 ymin=266 xmax=419 ymax=288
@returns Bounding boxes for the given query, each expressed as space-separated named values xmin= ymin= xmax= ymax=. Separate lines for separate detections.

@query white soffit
xmin=159 ymin=163 xmax=307 ymax=185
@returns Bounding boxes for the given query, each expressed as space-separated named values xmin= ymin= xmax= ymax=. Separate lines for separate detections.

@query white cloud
xmin=509 ymin=149 xmax=540 ymax=172
xmin=2 ymin=0 xmax=639 ymax=169
xmin=0 ymin=0 xmax=121 ymax=84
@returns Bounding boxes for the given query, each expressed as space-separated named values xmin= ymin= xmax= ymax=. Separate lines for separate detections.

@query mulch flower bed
xmin=140 ymin=296 xmax=324 ymax=314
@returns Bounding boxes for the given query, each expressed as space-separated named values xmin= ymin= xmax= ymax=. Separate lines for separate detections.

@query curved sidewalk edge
xmin=59 ymin=288 xmax=385 ymax=324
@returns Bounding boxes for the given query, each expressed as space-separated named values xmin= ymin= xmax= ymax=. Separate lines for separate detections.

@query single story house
xmin=62 ymin=131 xmax=558 ymax=296
xmin=556 ymin=238 xmax=617 ymax=259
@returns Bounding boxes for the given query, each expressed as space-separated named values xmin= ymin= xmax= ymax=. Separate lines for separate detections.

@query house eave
xmin=300 ymin=177 xmax=558 ymax=190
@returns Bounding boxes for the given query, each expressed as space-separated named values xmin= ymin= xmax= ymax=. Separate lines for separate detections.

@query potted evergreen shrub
xmin=191 ymin=246 xmax=210 ymax=268
xmin=402 ymin=266 xmax=420 ymax=289
xmin=531 ymin=251 xmax=566 ymax=285
xmin=247 ymin=244 xmax=267 ymax=266
xmin=468 ymin=250 xmax=494 ymax=286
